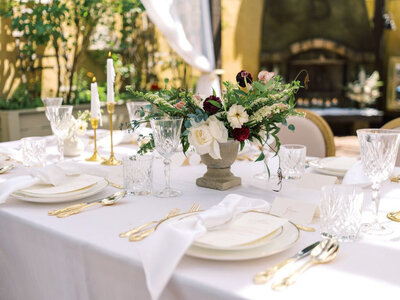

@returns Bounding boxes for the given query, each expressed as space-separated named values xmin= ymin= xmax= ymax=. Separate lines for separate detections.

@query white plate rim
xmin=16 ymin=178 xmax=104 ymax=198
xmin=11 ymin=179 xmax=108 ymax=203
xmin=308 ymin=158 xmax=347 ymax=176
xmin=185 ymin=221 xmax=300 ymax=261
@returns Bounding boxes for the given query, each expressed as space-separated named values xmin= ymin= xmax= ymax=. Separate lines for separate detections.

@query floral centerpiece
xmin=127 ymin=70 xmax=305 ymax=190
xmin=64 ymin=110 xmax=91 ymax=157
xmin=346 ymin=69 xmax=382 ymax=107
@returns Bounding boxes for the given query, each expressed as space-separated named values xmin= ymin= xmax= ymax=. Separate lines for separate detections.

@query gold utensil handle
xmin=48 ymin=203 xmax=88 ymax=216
xmin=295 ymin=224 xmax=316 ymax=232
xmin=253 ymin=258 xmax=295 ymax=284
xmin=56 ymin=202 xmax=99 ymax=218
xmin=272 ymin=260 xmax=315 ymax=290
xmin=119 ymin=221 xmax=157 ymax=238
xmin=129 ymin=227 xmax=156 ymax=242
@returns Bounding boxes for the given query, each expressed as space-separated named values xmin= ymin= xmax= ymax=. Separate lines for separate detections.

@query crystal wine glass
xmin=42 ymin=97 xmax=63 ymax=120
xmin=357 ymin=128 xmax=400 ymax=235
xmin=126 ymin=101 xmax=149 ymax=138
xmin=47 ymin=105 xmax=73 ymax=161
xmin=150 ymin=117 xmax=183 ymax=198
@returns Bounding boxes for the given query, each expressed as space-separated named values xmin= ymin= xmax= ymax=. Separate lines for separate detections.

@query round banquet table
xmin=0 ymin=136 xmax=399 ymax=300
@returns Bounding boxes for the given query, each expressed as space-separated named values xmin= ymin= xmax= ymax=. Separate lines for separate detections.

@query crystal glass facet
xmin=21 ymin=137 xmax=47 ymax=167
xmin=123 ymin=154 xmax=153 ymax=195
xmin=357 ymin=129 xmax=400 ymax=235
xmin=280 ymin=144 xmax=306 ymax=179
xmin=42 ymin=97 xmax=63 ymax=120
xmin=150 ymin=117 xmax=183 ymax=198
xmin=320 ymin=185 xmax=364 ymax=242
xmin=47 ymin=105 xmax=73 ymax=161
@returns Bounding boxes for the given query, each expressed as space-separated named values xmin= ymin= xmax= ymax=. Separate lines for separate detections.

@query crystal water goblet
xmin=320 ymin=184 xmax=364 ymax=242
xmin=357 ymin=129 xmax=400 ymax=235
xmin=150 ymin=117 xmax=183 ymax=198
xmin=47 ymin=105 xmax=73 ymax=161
xmin=42 ymin=97 xmax=63 ymax=121
xmin=280 ymin=144 xmax=306 ymax=179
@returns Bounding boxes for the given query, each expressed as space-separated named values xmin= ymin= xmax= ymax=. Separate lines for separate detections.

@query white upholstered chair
xmin=382 ymin=117 xmax=400 ymax=166
xmin=277 ymin=109 xmax=336 ymax=157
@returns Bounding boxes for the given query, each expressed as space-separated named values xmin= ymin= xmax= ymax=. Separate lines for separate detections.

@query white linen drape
xmin=142 ymin=0 xmax=221 ymax=97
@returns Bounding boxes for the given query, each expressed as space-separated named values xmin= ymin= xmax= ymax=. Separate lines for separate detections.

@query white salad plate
xmin=11 ymin=179 xmax=108 ymax=203
xmin=308 ymin=156 xmax=358 ymax=177
xmin=161 ymin=211 xmax=300 ymax=261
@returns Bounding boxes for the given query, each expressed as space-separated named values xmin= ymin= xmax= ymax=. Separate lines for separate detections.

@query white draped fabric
xmin=1 ymin=139 xmax=400 ymax=299
xmin=142 ymin=0 xmax=221 ymax=97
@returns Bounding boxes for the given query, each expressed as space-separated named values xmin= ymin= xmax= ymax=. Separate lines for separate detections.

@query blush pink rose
xmin=174 ymin=101 xmax=185 ymax=109
xmin=258 ymin=71 xmax=275 ymax=84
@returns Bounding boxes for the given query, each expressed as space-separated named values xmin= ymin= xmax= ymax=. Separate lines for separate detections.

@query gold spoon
xmin=387 ymin=211 xmax=400 ymax=222
xmin=54 ymin=191 xmax=126 ymax=218
xmin=272 ymin=238 xmax=339 ymax=290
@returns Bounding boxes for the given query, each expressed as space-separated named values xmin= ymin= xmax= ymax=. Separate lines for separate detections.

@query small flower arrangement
xmin=127 ymin=70 xmax=305 ymax=161
xmin=69 ymin=110 xmax=90 ymax=137
xmin=346 ymin=69 xmax=382 ymax=107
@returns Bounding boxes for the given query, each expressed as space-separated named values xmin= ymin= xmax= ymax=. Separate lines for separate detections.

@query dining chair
xmin=277 ymin=109 xmax=336 ymax=157
xmin=382 ymin=117 xmax=400 ymax=166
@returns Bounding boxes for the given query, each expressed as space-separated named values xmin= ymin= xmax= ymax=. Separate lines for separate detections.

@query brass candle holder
xmin=101 ymin=102 xmax=121 ymax=166
xmin=86 ymin=118 xmax=103 ymax=162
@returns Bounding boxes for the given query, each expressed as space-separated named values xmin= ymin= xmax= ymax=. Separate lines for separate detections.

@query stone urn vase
xmin=196 ymin=141 xmax=241 ymax=190
xmin=64 ymin=135 xmax=85 ymax=157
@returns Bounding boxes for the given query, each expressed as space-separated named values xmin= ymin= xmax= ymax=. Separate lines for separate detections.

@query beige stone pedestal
xmin=196 ymin=141 xmax=241 ymax=190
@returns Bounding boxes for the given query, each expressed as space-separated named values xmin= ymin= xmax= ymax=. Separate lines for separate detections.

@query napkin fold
xmin=342 ymin=161 xmax=371 ymax=185
xmin=0 ymin=164 xmax=78 ymax=203
xmin=137 ymin=194 xmax=270 ymax=300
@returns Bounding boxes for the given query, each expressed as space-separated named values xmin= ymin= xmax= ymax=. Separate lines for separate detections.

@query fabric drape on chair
xmin=142 ymin=0 xmax=220 ymax=97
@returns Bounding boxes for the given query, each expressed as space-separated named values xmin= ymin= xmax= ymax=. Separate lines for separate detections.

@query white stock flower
xmin=227 ymin=104 xmax=249 ymax=129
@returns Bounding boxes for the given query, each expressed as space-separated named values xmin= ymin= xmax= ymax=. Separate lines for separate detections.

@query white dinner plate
xmin=161 ymin=211 xmax=300 ymax=261
xmin=11 ymin=179 xmax=108 ymax=203
xmin=17 ymin=175 xmax=105 ymax=198
xmin=308 ymin=157 xmax=357 ymax=177
xmin=186 ymin=221 xmax=299 ymax=261
xmin=192 ymin=212 xmax=287 ymax=251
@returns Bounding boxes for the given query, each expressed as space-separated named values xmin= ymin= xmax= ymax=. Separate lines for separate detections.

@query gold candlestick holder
xmin=102 ymin=102 xmax=121 ymax=166
xmin=86 ymin=118 xmax=103 ymax=162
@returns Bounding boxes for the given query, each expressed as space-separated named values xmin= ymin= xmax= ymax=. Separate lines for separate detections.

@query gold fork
xmin=129 ymin=203 xmax=201 ymax=242
xmin=119 ymin=207 xmax=180 ymax=238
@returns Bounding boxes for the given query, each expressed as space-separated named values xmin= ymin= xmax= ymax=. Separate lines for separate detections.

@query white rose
xmin=227 ymin=104 xmax=249 ymax=129
xmin=188 ymin=123 xmax=214 ymax=156
xmin=207 ymin=115 xmax=228 ymax=143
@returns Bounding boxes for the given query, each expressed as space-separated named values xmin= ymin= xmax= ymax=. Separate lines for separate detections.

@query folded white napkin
xmin=0 ymin=164 xmax=78 ymax=203
xmin=137 ymin=194 xmax=270 ymax=300
xmin=342 ymin=161 xmax=371 ymax=185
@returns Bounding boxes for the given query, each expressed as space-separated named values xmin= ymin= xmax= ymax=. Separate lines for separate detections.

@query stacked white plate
xmin=11 ymin=174 xmax=108 ymax=203
xmin=166 ymin=211 xmax=300 ymax=261
xmin=308 ymin=156 xmax=358 ymax=177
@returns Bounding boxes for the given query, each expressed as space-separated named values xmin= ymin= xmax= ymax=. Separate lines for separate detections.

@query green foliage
xmin=126 ymin=72 xmax=304 ymax=157
xmin=0 ymin=84 xmax=42 ymax=110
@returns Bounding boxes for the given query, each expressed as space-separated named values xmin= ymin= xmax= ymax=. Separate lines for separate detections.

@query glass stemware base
xmin=155 ymin=188 xmax=182 ymax=198
xmin=361 ymin=222 xmax=393 ymax=236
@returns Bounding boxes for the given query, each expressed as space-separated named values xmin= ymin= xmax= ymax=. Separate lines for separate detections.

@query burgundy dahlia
xmin=203 ymin=95 xmax=222 ymax=115
xmin=236 ymin=70 xmax=253 ymax=88
xmin=232 ymin=126 xmax=250 ymax=141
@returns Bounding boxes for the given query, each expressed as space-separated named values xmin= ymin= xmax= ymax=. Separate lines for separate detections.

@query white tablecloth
xmin=1 ymin=138 xmax=400 ymax=300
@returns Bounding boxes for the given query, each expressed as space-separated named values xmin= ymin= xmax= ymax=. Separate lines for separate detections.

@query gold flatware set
xmin=48 ymin=191 xmax=126 ymax=217
xmin=254 ymin=239 xmax=339 ymax=290
xmin=0 ymin=164 xmax=14 ymax=174
xmin=120 ymin=204 xmax=201 ymax=241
